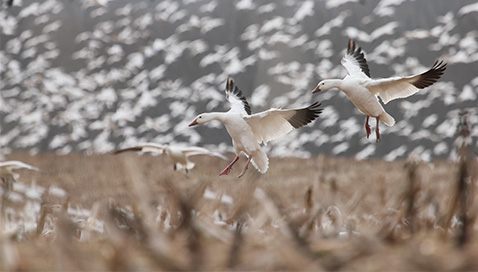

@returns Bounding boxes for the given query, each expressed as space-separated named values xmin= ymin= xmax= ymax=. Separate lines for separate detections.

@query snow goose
xmin=189 ymin=77 xmax=322 ymax=178
xmin=114 ymin=143 xmax=228 ymax=173
xmin=0 ymin=160 xmax=45 ymax=190
xmin=312 ymin=40 xmax=446 ymax=141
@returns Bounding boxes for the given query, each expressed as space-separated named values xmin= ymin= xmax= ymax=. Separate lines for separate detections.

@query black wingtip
xmin=412 ymin=60 xmax=447 ymax=89
xmin=226 ymin=76 xmax=234 ymax=90
xmin=346 ymin=39 xmax=371 ymax=78
xmin=347 ymin=39 xmax=356 ymax=55
xmin=225 ymin=77 xmax=252 ymax=115
xmin=432 ymin=60 xmax=447 ymax=71
xmin=308 ymin=101 xmax=323 ymax=119
xmin=113 ymin=147 xmax=142 ymax=154
xmin=287 ymin=101 xmax=323 ymax=129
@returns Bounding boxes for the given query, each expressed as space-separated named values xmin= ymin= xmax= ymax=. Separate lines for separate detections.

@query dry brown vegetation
xmin=1 ymin=148 xmax=477 ymax=271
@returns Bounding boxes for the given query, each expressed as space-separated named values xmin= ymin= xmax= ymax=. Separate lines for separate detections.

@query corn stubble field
xmin=1 ymin=148 xmax=477 ymax=271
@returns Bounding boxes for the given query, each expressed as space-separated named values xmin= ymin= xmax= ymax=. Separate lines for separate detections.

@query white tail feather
xmin=379 ymin=111 xmax=395 ymax=126
xmin=251 ymin=150 xmax=269 ymax=173
xmin=186 ymin=161 xmax=195 ymax=170
xmin=176 ymin=161 xmax=195 ymax=171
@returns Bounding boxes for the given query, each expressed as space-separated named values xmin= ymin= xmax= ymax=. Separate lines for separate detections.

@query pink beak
xmin=189 ymin=119 xmax=199 ymax=127
xmin=312 ymin=85 xmax=321 ymax=93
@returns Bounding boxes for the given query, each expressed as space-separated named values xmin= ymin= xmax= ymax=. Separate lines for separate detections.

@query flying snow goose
xmin=114 ymin=143 xmax=228 ymax=173
xmin=189 ymin=77 xmax=322 ymax=178
xmin=0 ymin=160 xmax=45 ymax=190
xmin=312 ymin=40 xmax=446 ymax=141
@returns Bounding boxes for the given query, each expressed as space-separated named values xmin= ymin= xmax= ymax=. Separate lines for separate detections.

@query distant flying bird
xmin=0 ymin=160 xmax=45 ymax=190
xmin=189 ymin=77 xmax=322 ymax=178
xmin=312 ymin=40 xmax=446 ymax=141
xmin=114 ymin=143 xmax=228 ymax=173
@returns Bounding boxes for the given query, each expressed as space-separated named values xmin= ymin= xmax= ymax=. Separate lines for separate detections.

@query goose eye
xmin=322 ymin=83 xmax=325 ymax=85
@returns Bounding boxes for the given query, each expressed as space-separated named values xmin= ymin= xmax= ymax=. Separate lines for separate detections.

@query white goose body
xmin=313 ymin=40 xmax=446 ymax=141
xmin=221 ymin=113 xmax=259 ymax=153
xmin=338 ymin=76 xmax=392 ymax=124
xmin=190 ymin=77 xmax=322 ymax=178
xmin=217 ymin=111 xmax=268 ymax=173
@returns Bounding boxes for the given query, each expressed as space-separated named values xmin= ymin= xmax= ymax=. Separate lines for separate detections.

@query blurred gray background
xmin=1 ymin=0 xmax=477 ymax=161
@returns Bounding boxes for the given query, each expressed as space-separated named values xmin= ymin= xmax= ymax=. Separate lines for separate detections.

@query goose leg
xmin=173 ymin=164 xmax=177 ymax=171
xmin=365 ymin=116 xmax=371 ymax=138
xmin=219 ymin=156 xmax=240 ymax=176
xmin=238 ymin=155 xmax=252 ymax=178
xmin=375 ymin=117 xmax=380 ymax=142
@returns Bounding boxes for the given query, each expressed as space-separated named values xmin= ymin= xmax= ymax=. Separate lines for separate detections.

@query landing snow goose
xmin=312 ymin=40 xmax=446 ymax=141
xmin=189 ymin=77 xmax=322 ymax=178
xmin=114 ymin=143 xmax=228 ymax=173
xmin=0 ymin=160 xmax=45 ymax=190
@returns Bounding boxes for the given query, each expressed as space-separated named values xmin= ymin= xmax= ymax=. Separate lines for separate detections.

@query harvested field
xmin=1 ymin=152 xmax=477 ymax=271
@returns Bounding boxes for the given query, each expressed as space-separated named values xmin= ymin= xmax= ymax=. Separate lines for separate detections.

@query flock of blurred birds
xmin=1 ymin=0 xmax=478 ymax=163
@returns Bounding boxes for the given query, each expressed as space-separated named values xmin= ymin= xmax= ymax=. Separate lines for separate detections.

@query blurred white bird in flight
xmin=312 ymin=40 xmax=446 ymax=141
xmin=114 ymin=143 xmax=228 ymax=173
xmin=0 ymin=160 xmax=46 ymax=190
